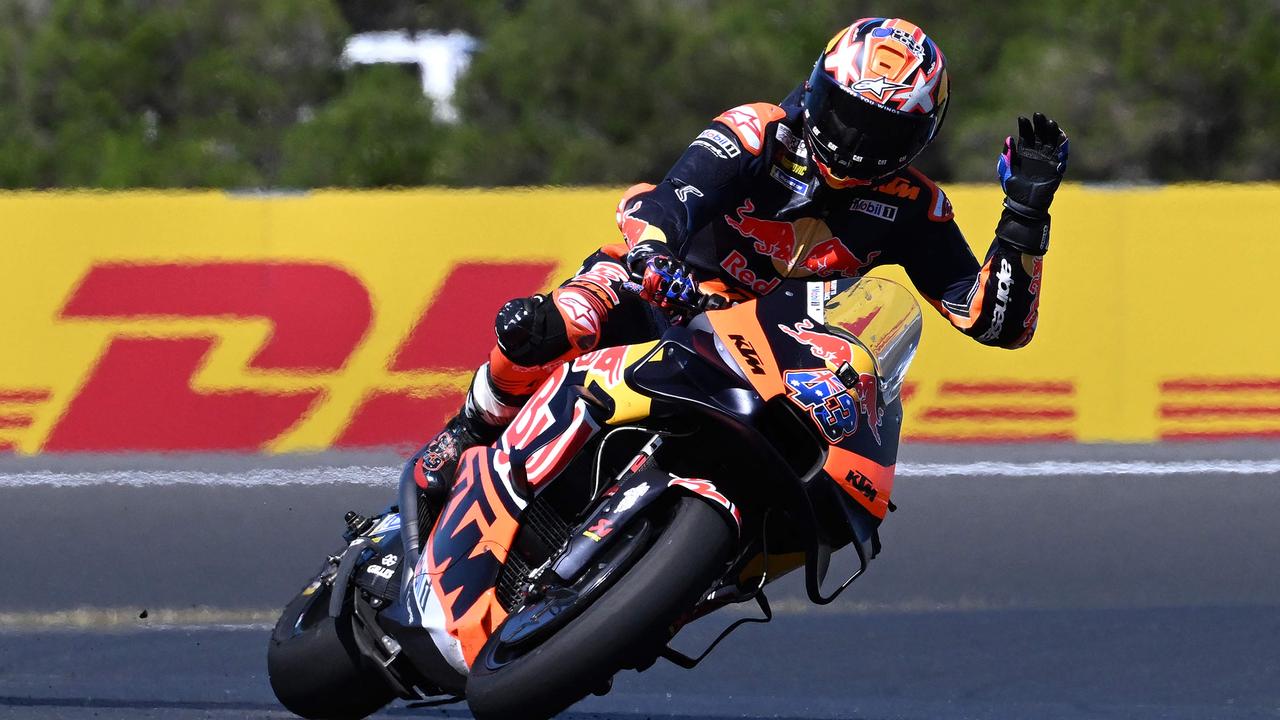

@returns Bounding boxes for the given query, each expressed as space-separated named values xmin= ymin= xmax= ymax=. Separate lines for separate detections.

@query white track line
xmin=0 ymin=607 xmax=276 ymax=631
xmin=0 ymin=465 xmax=395 ymax=488
xmin=1 ymin=459 xmax=1279 ymax=487
xmin=897 ymin=460 xmax=1280 ymax=477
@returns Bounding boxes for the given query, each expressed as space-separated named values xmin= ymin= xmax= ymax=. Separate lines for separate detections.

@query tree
xmin=2 ymin=0 xmax=1277 ymax=187
xmin=0 ymin=0 xmax=47 ymax=186
xmin=22 ymin=0 xmax=348 ymax=188
xmin=334 ymin=0 xmax=514 ymax=35
xmin=280 ymin=66 xmax=443 ymax=187
xmin=442 ymin=0 xmax=1033 ymax=186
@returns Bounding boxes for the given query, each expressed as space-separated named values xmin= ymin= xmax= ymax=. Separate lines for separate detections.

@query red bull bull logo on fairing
xmin=778 ymin=319 xmax=856 ymax=366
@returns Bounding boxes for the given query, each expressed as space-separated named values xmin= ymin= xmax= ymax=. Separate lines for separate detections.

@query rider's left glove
xmin=995 ymin=112 xmax=1068 ymax=255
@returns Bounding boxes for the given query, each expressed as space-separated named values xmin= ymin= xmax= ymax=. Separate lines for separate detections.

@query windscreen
xmin=810 ymin=277 xmax=922 ymax=403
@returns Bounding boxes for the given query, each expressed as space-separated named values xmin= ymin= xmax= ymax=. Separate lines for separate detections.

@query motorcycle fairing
xmin=824 ymin=445 xmax=895 ymax=518
xmin=407 ymin=281 xmax=910 ymax=675
xmin=420 ymin=446 xmax=523 ymax=673
xmin=413 ymin=342 xmax=662 ymax=673
xmin=569 ymin=342 xmax=657 ymax=425
xmin=703 ymin=287 xmax=900 ymax=518
xmin=696 ymin=302 xmax=787 ymax=400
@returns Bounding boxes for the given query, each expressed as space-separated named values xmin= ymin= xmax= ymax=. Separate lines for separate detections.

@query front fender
xmin=665 ymin=477 xmax=742 ymax=535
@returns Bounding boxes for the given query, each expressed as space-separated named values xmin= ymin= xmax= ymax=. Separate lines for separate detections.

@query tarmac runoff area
xmin=0 ymin=442 xmax=1278 ymax=719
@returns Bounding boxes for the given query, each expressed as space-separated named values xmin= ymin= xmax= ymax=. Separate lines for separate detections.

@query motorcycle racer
xmin=410 ymin=17 xmax=1069 ymax=497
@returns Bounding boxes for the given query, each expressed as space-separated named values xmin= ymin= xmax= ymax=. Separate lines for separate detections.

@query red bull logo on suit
xmin=725 ymin=200 xmax=879 ymax=279
xmin=725 ymin=199 xmax=801 ymax=264
xmin=799 ymin=239 xmax=880 ymax=278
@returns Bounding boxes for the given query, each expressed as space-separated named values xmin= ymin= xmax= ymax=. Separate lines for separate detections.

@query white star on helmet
xmin=896 ymin=70 xmax=940 ymax=114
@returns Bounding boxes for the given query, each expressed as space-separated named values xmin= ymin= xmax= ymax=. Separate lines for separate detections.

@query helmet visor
xmin=804 ymin=66 xmax=938 ymax=180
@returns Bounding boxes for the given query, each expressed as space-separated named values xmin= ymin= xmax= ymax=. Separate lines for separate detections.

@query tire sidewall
xmin=466 ymin=496 xmax=735 ymax=720
xmin=267 ymin=584 xmax=395 ymax=720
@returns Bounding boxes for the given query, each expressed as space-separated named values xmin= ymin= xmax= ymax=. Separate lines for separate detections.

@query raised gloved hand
xmin=995 ymin=112 xmax=1069 ymax=255
xmin=626 ymin=242 xmax=698 ymax=308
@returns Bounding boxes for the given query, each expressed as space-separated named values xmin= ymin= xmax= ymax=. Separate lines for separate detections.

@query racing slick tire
xmin=466 ymin=496 xmax=735 ymax=720
xmin=267 ymin=583 xmax=395 ymax=720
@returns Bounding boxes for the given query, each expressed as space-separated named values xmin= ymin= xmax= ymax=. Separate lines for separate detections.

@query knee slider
xmin=494 ymin=294 xmax=570 ymax=366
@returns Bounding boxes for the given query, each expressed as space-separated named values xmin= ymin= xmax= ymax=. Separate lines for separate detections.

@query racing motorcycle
xmin=267 ymin=275 xmax=923 ymax=720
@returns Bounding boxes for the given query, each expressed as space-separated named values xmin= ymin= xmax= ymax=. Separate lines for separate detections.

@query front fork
xmin=545 ymin=433 xmax=743 ymax=589
xmin=546 ymin=434 xmax=667 ymax=585
xmin=491 ymin=432 xmax=746 ymax=660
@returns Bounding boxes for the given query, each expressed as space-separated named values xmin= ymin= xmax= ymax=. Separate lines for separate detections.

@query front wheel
xmin=267 ymin=582 xmax=394 ymax=720
xmin=466 ymin=496 xmax=735 ymax=720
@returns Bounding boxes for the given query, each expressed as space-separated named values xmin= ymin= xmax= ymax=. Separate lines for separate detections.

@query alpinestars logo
xmin=851 ymin=76 xmax=911 ymax=100
xmin=979 ymin=258 xmax=1015 ymax=342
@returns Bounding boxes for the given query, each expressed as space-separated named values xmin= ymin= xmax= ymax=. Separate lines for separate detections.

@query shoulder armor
xmin=712 ymin=103 xmax=787 ymax=157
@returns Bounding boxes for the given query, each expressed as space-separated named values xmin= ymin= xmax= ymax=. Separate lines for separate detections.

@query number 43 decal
xmin=784 ymin=369 xmax=858 ymax=442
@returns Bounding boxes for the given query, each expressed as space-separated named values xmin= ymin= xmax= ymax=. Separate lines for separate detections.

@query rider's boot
xmin=411 ymin=364 xmax=525 ymax=502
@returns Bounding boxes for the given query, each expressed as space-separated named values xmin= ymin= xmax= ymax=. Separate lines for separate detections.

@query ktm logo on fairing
xmin=428 ymin=452 xmax=509 ymax=622
xmin=728 ymin=334 xmax=767 ymax=375
xmin=873 ymin=177 xmax=920 ymax=200
xmin=845 ymin=469 xmax=878 ymax=502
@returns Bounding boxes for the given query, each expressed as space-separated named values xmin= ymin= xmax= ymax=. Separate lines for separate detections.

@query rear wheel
xmin=267 ymin=582 xmax=395 ymax=720
xmin=466 ymin=497 xmax=735 ymax=720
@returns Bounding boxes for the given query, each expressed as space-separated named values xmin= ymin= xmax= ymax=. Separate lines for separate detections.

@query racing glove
xmin=995 ymin=112 xmax=1069 ymax=256
xmin=626 ymin=241 xmax=698 ymax=308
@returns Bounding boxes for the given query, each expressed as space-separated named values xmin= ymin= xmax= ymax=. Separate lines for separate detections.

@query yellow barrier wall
xmin=1 ymin=185 xmax=1277 ymax=454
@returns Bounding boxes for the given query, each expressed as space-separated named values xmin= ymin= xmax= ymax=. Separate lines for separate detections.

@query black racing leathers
xmin=616 ymin=101 xmax=1045 ymax=349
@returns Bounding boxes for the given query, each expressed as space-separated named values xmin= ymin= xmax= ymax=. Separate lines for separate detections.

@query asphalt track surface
xmin=1 ymin=442 xmax=1278 ymax=719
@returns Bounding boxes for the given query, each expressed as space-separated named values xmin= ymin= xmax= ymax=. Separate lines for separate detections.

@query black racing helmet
xmin=803 ymin=18 xmax=950 ymax=185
